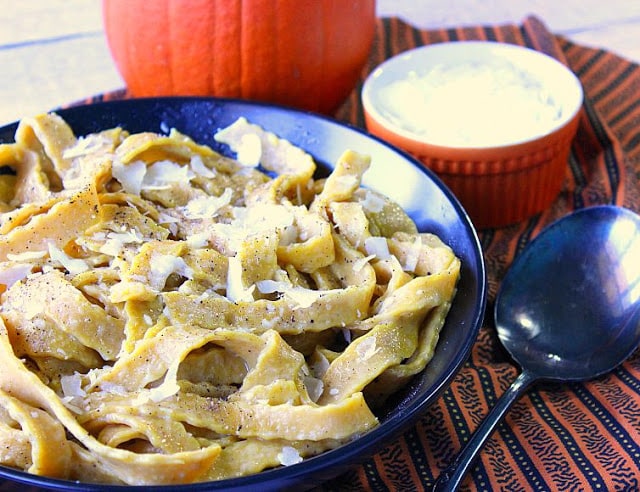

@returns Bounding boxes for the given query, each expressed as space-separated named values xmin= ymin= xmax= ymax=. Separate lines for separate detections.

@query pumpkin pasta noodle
xmin=0 ymin=114 xmax=460 ymax=484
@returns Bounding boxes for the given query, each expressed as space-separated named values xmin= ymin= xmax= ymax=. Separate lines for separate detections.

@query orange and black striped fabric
xmin=65 ymin=15 xmax=639 ymax=492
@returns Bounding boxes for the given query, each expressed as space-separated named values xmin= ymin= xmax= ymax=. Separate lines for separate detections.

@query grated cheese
xmin=379 ymin=59 xmax=562 ymax=147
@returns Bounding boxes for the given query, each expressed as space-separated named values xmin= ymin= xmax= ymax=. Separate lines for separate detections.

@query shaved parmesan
xmin=278 ymin=446 xmax=303 ymax=466
xmin=157 ymin=212 xmax=179 ymax=224
xmin=236 ymin=133 xmax=262 ymax=167
xmin=210 ymin=204 xmax=295 ymax=254
xmin=279 ymin=225 xmax=298 ymax=246
xmin=189 ymin=154 xmax=216 ymax=178
xmin=62 ymin=134 xmax=112 ymax=159
xmin=226 ymin=255 xmax=255 ymax=303
xmin=364 ymin=236 xmax=391 ymax=260
xmin=352 ymin=254 xmax=375 ymax=272
xmin=215 ymin=119 xmax=263 ymax=167
xmin=183 ymin=188 xmax=233 ymax=219
xmin=261 ymin=317 xmax=278 ymax=329
xmin=342 ymin=328 xmax=352 ymax=343
xmin=256 ymin=280 xmax=323 ymax=308
xmin=98 ymin=382 xmax=128 ymax=395
xmin=214 ymin=116 xmax=315 ymax=176
xmin=186 ymin=232 xmax=209 ymax=248
xmin=99 ymin=230 xmax=144 ymax=256
xmin=148 ymin=360 xmax=181 ymax=402
xmin=304 ymin=376 xmax=324 ymax=403
xmin=402 ymin=237 xmax=422 ymax=272
xmin=60 ymin=373 xmax=87 ymax=398
xmin=157 ymin=212 xmax=180 ymax=236
xmin=148 ymin=254 xmax=194 ymax=291
xmin=361 ymin=190 xmax=386 ymax=213
xmin=311 ymin=351 xmax=330 ymax=378
xmin=6 ymin=250 xmax=47 ymax=262
xmin=357 ymin=336 xmax=380 ymax=360
xmin=142 ymin=160 xmax=194 ymax=190
xmin=335 ymin=175 xmax=358 ymax=189
xmin=112 ymin=158 xmax=146 ymax=195
xmin=256 ymin=279 xmax=291 ymax=294
xmin=48 ymin=244 xmax=90 ymax=275
xmin=236 ymin=204 xmax=295 ymax=232
xmin=285 ymin=288 xmax=323 ymax=309
xmin=0 ymin=263 xmax=33 ymax=287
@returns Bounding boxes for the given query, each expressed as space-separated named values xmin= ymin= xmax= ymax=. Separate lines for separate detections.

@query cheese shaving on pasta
xmin=0 ymin=113 xmax=460 ymax=485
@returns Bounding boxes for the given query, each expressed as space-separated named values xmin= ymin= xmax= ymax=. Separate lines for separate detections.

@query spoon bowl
xmin=497 ymin=205 xmax=640 ymax=381
xmin=434 ymin=205 xmax=640 ymax=490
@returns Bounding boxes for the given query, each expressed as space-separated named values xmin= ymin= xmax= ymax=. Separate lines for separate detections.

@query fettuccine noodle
xmin=0 ymin=114 xmax=460 ymax=484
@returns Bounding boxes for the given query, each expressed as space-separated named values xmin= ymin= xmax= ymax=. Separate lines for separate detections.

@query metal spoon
xmin=433 ymin=205 xmax=640 ymax=491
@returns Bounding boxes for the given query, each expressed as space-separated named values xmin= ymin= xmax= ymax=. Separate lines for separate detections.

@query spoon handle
xmin=432 ymin=370 xmax=538 ymax=491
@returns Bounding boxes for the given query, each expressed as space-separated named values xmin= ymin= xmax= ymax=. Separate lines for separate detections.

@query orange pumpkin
xmin=102 ymin=0 xmax=376 ymax=114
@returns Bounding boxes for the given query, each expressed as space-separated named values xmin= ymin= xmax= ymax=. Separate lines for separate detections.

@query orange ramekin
xmin=362 ymin=41 xmax=584 ymax=229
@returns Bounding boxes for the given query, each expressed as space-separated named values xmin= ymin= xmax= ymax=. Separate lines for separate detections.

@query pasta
xmin=0 ymin=113 xmax=460 ymax=484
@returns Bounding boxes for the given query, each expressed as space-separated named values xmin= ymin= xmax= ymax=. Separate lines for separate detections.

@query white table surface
xmin=2 ymin=0 xmax=640 ymax=126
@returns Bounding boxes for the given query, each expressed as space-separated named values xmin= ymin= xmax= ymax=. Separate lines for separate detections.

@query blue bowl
xmin=0 ymin=97 xmax=486 ymax=491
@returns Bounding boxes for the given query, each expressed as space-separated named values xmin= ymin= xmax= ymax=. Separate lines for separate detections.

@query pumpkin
xmin=102 ymin=0 xmax=376 ymax=114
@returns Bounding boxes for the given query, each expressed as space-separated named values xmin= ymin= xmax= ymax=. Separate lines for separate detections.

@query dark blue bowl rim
xmin=0 ymin=96 xmax=487 ymax=491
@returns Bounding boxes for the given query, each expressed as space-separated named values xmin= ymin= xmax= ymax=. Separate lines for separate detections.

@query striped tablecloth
xmin=8 ymin=14 xmax=640 ymax=492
